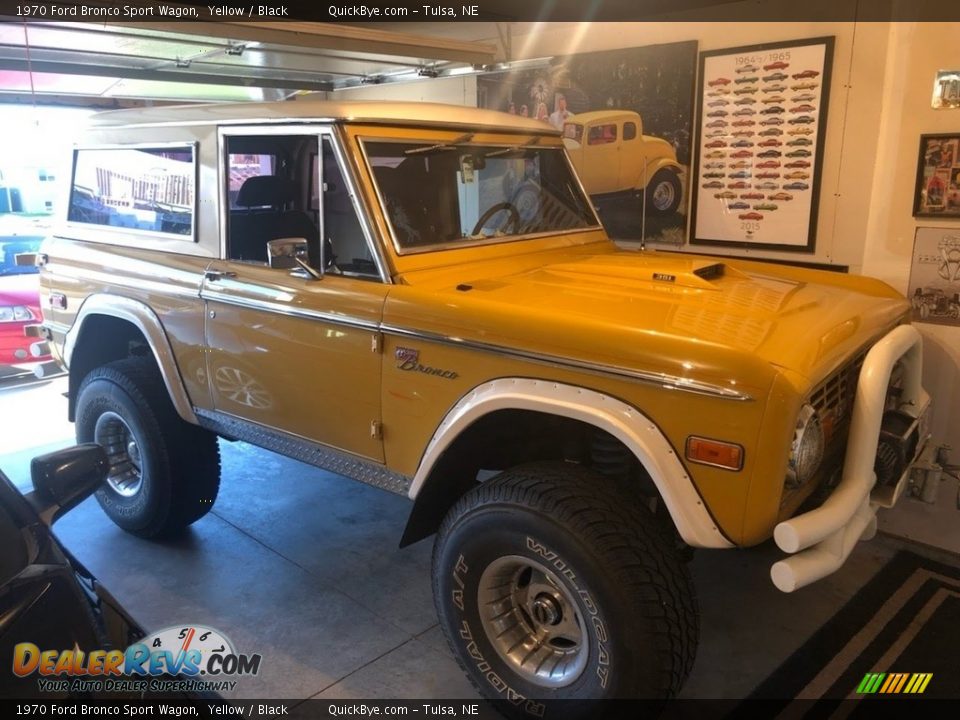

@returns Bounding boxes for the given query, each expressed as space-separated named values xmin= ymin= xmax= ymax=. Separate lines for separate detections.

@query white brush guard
xmin=771 ymin=325 xmax=930 ymax=593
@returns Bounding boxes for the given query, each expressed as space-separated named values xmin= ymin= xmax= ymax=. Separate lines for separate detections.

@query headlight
xmin=0 ymin=305 xmax=34 ymax=323
xmin=786 ymin=403 xmax=824 ymax=488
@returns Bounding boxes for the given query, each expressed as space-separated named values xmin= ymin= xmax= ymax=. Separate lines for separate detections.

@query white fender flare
xmin=64 ymin=294 xmax=198 ymax=425
xmin=410 ymin=378 xmax=733 ymax=549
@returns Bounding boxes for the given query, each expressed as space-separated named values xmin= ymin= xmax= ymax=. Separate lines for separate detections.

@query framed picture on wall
xmin=913 ymin=133 xmax=960 ymax=217
xmin=690 ymin=36 xmax=834 ymax=252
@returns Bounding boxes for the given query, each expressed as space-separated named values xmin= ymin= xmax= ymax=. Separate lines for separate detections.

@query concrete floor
xmin=0 ymin=370 xmax=923 ymax=700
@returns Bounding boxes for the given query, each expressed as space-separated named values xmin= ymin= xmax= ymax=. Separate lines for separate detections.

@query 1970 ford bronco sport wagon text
xmin=23 ymin=100 xmax=930 ymax=703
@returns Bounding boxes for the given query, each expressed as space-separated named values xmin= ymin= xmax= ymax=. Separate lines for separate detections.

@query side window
xmin=68 ymin=146 xmax=195 ymax=237
xmin=623 ymin=122 xmax=637 ymax=141
xmin=587 ymin=123 xmax=618 ymax=145
xmin=317 ymin=138 xmax=379 ymax=280
xmin=224 ymin=134 xmax=317 ymax=264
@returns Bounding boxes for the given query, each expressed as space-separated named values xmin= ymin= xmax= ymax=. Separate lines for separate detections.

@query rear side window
xmin=623 ymin=122 xmax=637 ymax=140
xmin=67 ymin=145 xmax=196 ymax=238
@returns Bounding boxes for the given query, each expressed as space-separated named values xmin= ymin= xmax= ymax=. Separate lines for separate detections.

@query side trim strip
xmin=199 ymin=289 xmax=749 ymax=401
xmin=201 ymin=290 xmax=379 ymax=332
xmin=381 ymin=323 xmax=752 ymax=401
xmin=195 ymin=408 xmax=410 ymax=496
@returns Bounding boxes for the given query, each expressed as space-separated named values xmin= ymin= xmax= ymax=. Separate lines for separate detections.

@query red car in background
xmin=0 ymin=236 xmax=50 ymax=366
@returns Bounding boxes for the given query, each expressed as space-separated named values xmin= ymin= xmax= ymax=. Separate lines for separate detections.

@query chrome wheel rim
xmin=652 ymin=180 xmax=676 ymax=211
xmin=94 ymin=411 xmax=144 ymax=497
xmin=478 ymin=555 xmax=589 ymax=688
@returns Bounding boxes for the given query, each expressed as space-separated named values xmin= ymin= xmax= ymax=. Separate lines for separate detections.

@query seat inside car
xmin=230 ymin=175 xmax=319 ymax=264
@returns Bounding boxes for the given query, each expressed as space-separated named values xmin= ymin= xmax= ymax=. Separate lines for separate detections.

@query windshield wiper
xmin=484 ymin=137 xmax=542 ymax=158
xmin=404 ymin=133 xmax=475 ymax=155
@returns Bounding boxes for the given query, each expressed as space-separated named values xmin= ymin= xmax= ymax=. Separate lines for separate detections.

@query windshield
xmin=364 ymin=140 xmax=598 ymax=252
xmin=0 ymin=237 xmax=42 ymax=277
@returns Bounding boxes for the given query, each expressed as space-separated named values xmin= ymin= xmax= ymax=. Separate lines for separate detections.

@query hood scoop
xmin=692 ymin=263 xmax=725 ymax=281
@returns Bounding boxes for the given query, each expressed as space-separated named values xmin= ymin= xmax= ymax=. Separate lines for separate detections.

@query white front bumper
xmin=770 ymin=324 xmax=930 ymax=593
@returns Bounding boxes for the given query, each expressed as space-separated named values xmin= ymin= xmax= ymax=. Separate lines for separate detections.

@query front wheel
xmin=432 ymin=463 xmax=698 ymax=706
xmin=645 ymin=170 xmax=682 ymax=215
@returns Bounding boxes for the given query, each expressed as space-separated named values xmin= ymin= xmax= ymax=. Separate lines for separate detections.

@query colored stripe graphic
xmin=857 ymin=672 xmax=932 ymax=695
xmin=857 ymin=673 xmax=885 ymax=694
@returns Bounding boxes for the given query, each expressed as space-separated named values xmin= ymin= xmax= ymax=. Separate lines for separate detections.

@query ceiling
xmin=0 ymin=11 xmax=499 ymax=105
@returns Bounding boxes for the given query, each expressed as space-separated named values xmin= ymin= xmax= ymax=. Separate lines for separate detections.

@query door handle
xmin=204 ymin=270 xmax=238 ymax=282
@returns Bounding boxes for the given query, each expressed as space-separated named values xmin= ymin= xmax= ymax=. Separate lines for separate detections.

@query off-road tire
xmin=432 ymin=462 xmax=698 ymax=709
xmin=75 ymin=357 xmax=220 ymax=538
xmin=645 ymin=170 xmax=682 ymax=216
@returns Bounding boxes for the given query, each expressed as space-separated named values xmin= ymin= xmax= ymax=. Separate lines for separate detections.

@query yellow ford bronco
xmin=27 ymin=100 xmax=929 ymax=702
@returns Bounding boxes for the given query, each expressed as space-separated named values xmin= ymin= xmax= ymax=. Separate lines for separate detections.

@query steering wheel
xmin=471 ymin=202 xmax=521 ymax=236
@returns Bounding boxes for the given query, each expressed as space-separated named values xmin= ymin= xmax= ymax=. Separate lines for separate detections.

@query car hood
xmin=391 ymin=244 xmax=908 ymax=391
xmin=0 ymin=274 xmax=42 ymax=310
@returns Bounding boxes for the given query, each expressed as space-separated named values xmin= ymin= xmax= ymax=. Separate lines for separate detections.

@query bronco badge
xmin=395 ymin=347 xmax=459 ymax=380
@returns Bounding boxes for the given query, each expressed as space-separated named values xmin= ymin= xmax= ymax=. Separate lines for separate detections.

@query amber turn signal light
xmin=685 ymin=436 xmax=744 ymax=471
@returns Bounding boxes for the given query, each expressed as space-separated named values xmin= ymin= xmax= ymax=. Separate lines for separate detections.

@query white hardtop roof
xmin=89 ymin=99 xmax=561 ymax=134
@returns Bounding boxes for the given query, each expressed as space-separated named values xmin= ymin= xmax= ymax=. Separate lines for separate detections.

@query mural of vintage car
xmin=786 ymin=148 xmax=813 ymax=158
xmin=761 ymin=95 xmax=786 ymax=104
xmin=759 ymin=128 xmax=784 ymax=136
xmin=754 ymin=202 xmax=779 ymax=211
xmin=563 ymin=110 xmax=685 ymax=215
xmin=792 ymin=69 xmax=820 ymax=79
xmin=728 ymin=201 xmax=750 ymax=210
xmin=758 ymin=139 xmax=783 ymax=147
xmin=787 ymin=137 xmax=813 ymax=146
xmin=764 ymin=61 xmax=790 ymax=70
xmin=768 ymin=191 xmax=794 ymax=201
xmin=792 ymin=81 xmax=819 ymax=91
xmin=760 ymin=106 xmax=786 ymax=115
xmin=788 ymin=126 xmax=814 ymax=136
xmin=784 ymin=181 xmax=810 ymax=190
xmin=762 ymin=84 xmax=787 ymax=93
xmin=789 ymin=115 xmax=816 ymax=125
xmin=760 ymin=117 xmax=785 ymax=126
xmin=708 ymin=77 xmax=732 ymax=86
xmin=736 ymin=64 xmax=759 ymax=73
xmin=785 ymin=160 xmax=812 ymax=168
xmin=791 ymin=104 xmax=817 ymax=113
xmin=739 ymin=211 xmax=764 ymax=220
xmin=763 ymin=71 xmax=788 ymax=82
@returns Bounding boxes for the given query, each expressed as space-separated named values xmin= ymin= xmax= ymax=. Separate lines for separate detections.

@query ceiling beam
xmin=0 ymin=58 xmax=335 ymax=92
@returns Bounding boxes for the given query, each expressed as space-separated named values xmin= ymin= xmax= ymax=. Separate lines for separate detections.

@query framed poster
xmin=690 ymin=37 xmax=834 ymax=252
xmin=913 ymin=133 xmax=960 ymax=217
xmin=907 ymin=227 xmax=960 ymax=325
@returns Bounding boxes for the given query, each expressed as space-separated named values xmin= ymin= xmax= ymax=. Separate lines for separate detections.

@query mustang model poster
xmin=691 ymin=37 xmax=834 ymax=253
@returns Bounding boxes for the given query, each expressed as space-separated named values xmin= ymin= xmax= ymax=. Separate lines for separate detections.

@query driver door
xmin=201 ymin=127 xmax=388 ymax=461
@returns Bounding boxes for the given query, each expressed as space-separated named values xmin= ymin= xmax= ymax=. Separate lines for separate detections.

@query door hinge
xmin=370 ymin=420 xmax=383 ymax=440
xmin=371 ymin=332 xmax=383 ymax=354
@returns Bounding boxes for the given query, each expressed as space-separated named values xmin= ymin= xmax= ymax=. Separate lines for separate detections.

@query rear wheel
xmin=432 ymin=462 xmax=698 ymax=706
xmin=645 ymin=170 xmax=682 ymax=215
xmin=75 ymin=357 xmax=220 ymax=538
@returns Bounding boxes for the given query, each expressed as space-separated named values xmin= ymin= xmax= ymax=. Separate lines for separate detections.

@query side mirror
xmin=30 ymin=444 xmax=108 ymax=525
xmin=267 ymin=237 xmax=310 ymax=270
xmin=267 ymin=237 xmax=323 ymax=280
